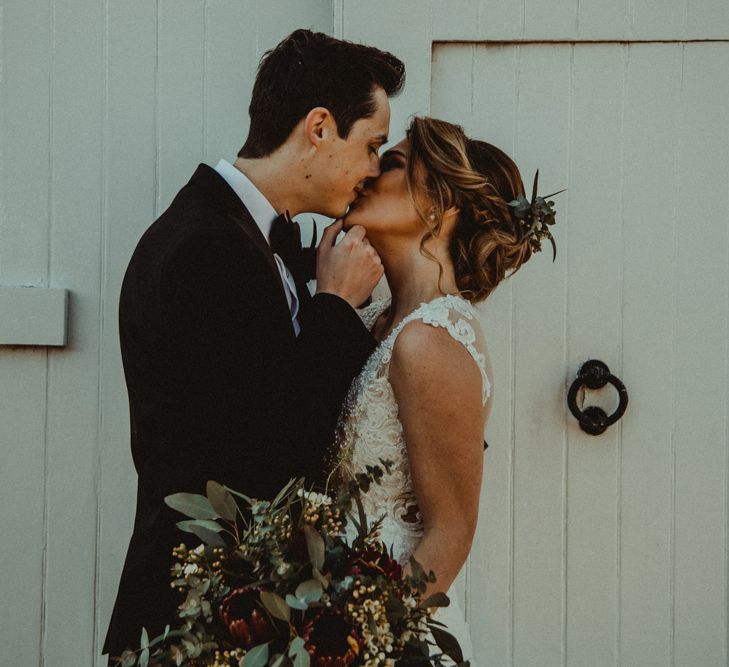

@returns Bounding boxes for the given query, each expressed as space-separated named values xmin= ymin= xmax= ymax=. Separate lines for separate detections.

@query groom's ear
xmin=304 ymin=107 xmax=335 ymax=146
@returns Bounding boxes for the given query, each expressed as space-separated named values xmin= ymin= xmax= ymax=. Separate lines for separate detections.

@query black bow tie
xmin=269 ymin=210 xmax=317 ymax=282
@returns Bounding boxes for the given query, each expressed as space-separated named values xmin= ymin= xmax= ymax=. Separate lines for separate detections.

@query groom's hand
xmin=315 ymin=219 xmax=383 ymax=309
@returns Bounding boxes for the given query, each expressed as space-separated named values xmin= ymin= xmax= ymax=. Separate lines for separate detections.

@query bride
xmin=326 ymin=116 xmax=557 ymax=664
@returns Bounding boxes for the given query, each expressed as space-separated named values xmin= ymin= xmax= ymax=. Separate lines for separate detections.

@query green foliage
xmin=110 ymin=459 xmax=466 ymax=667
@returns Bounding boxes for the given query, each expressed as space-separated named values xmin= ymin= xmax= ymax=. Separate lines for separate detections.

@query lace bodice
xmin=328 ymin=294 xmax=491 ymax=565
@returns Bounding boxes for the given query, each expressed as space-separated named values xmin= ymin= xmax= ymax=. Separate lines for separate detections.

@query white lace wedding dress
xmin=329 ymin=294 xmax=491 ymax=665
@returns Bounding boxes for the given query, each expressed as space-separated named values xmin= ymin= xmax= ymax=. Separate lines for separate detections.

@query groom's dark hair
xmin=238 ymin=29 xmax=405 ymax=159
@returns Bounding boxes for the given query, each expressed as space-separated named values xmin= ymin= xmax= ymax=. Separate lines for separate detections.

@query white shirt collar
xmin=214 ymin=159 xmax=278 ymax=243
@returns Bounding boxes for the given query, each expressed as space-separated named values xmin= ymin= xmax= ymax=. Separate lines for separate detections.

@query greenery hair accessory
xmin=508 ymin=170 xmax=565 ymax=261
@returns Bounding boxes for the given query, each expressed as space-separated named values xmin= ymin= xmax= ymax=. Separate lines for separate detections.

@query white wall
xmin=342 ymin=1 xmax=729 ymax=665
xmin=3 ymin=1 xmax=729 ymax=665
xmin=0 ymin=2 xmax=335 ymax=664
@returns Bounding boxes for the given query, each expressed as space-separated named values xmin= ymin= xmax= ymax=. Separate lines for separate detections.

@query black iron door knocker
xmin=568 ymin=359 xmax=628 ymax=435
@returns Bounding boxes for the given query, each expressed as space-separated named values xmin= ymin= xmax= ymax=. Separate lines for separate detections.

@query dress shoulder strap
xmin=388 ymin=295 xmax=492 ymax=405
xmin=356 ymin=297 xmax=391 ymax=331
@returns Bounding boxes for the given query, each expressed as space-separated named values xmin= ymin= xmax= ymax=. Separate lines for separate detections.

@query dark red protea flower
xmin=348 ymin=545 xmax=403 ymax=581
xmin=218 ymin=586 xmax=278 ymax=648
xmin=301 ymin=607 xmax=361 ymax=667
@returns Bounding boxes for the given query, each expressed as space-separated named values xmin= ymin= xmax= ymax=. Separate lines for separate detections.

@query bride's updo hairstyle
xmin=405 ymin=116 xmax=534 ymax=302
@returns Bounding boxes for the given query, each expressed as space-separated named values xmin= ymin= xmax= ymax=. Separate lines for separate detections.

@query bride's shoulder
xmin=389 ymin=318 xmax=486 ymax=407
xmin=391 ymin=296 xmax=492 ymax=405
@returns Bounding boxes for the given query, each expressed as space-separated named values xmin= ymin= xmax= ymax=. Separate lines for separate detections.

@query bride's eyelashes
xmin=380 ymin=154 xmax=404 ymax=172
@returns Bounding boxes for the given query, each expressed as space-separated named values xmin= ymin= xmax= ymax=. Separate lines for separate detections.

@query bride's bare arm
xmin=389 ymin=320 xmax=489 ymax=602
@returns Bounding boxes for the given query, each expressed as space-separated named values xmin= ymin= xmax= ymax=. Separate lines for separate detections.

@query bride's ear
xmin=442 ymin=205 xmax=460 ymax=229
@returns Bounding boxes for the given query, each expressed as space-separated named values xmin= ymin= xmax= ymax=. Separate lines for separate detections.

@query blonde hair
xmin=405 ymin=116 xmax=533 ymax=302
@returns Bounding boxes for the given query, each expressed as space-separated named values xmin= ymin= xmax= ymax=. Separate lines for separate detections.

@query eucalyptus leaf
xmin=176 ymin=519 xmax=223 ymax=534
xmin=271 ymin=477 xmax=300 ymax=508
xmin=225 ymin=486 xmax=254 ymax=505
xmin=409 ymin=554 xmax=425 ymax=581
xmin=140 ymin=627 xmax=149 ymax=650
xmin=288 ymin=637 xmax=305 ymax=658
xmin=120 ymin=651 xmax=137 ymax=667
xmin=421 ymin=592 xmax=450 ymax=609
xmin=270 ymin=654 xmax=286 ymax=667
xmin=430 ymin=626 xmax=464 ymax=664
xmin=260 ymin=590 xmax=291 ymax=622
xmin=165 ymin=493 xmax=218 ymax=520
xmin=295 ymin=579 xmax=323 ymax=604
xmin=176 ymin=521 xmax=225 ymax=547
xmin=312 ymin=567 xmax=330 ymax=590
xmin=206 ymin=480 xmax=238 ymax=521
xmin=243 ymin=643 xmax=270 ymax=667
xmin=293 ymin=647 xmax=310 ymax=667
xmin=138 ymin=647 xmax=150 ymax=667
xmin=303 ymin=525 xmax=325 ymax=570
xmin=285 ymin=594 xmax=309 ymax=610
xmin=354 ymin=494 xmax=368 ymax=538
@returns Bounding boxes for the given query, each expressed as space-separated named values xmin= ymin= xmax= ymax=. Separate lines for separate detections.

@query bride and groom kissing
xmin=105 ymin=28 xmax=550 ymax=665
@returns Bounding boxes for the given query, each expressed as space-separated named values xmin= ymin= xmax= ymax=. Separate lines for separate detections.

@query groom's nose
xmin=367 ymin=154 xmax=381 ymax=179
xmin=360 ymin=177 xmax=376 ymax=193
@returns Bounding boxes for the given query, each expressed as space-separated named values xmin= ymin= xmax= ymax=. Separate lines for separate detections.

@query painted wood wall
xmin=342 ymin=0 xmax=729 ymax=665
xmin=0 ymin=2 xmax=334 ymax=664
xmin=2 ymin=0 xmax=729 ymax=665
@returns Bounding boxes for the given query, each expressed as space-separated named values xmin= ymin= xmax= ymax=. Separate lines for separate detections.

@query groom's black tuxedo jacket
xmin=104 ymin=164 xmax=375 ymax=657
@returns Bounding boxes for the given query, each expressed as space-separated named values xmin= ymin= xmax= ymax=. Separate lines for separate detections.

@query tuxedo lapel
xmin=187 ymin=164 xmax=286 ymax=295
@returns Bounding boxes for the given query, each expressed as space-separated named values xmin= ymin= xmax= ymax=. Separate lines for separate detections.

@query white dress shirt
xmin=214 ymin=159 xmax=301 ymax=336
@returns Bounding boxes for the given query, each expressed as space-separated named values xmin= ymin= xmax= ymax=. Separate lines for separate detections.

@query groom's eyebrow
xmin=372 ymin=133 xmax=388 ymax=145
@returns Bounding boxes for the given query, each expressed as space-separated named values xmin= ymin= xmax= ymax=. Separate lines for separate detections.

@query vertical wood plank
xmin=509 ymin=43 xmax=571 ymax=667
xmin=42 ymin=0 xmax=104 ymax=662
xmin=157 ymin=0 xmax=205 ymax=214
xmin=0 ymin=0 xmax=51 ymax=284
xmin=576 ymin=0 xmax=630 ymax=39
xmin=619 ymin=43 xmax=680 ymax=667
xmin=0 ymin=350 xmax=48 ymax=665
xmin=524 ymin=0 xmax=578 ymax=39
xmin=564 ymin=44 xmax=623 ymax=667
xmin=204 ymin=0 xmax=255 ymax=165
xmin=478 ymin=0 xmax=525 ymax=39
xmin=343 ymin=0 xmax=432 ymax=139
xmin=470 ymin=43 xmax=521 ymax=666
xmin=429 ymin=42 xmax=476 ymax=616
xmin=0 ymin=1 xmax=51 ymax=665
xmin=672 ymin=42 xmax=729 ymax=666
xmin=432 ymin=0 xmax=480 ymax=40
xmin=0 ymin=26 xmax=56 ymax=614
xmin=431 ymin=44 xmax=474 ymax=131
xmin=630 ymin=0 xmax=687 ymax=39
xmin=251 ymin=0 xmax=335 ymax=63
xmin=97 ymin=1 xmax=158 ymax=660
xmin=686 ymin=0 xmax=729 ymax=37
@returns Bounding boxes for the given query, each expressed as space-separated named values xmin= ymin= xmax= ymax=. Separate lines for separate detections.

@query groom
xmin=104 ymin=29 xmax=405 ymax=659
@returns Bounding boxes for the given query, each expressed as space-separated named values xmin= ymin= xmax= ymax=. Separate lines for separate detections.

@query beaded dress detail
xmin=328 ymin=294 xmax=490 ymax=664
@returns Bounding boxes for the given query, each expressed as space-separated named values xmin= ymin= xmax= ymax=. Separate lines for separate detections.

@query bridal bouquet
xmin=111 ymin=461 xmax=468 ymax=667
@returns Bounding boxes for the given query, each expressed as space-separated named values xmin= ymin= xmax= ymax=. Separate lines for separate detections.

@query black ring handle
xmin=568 ymin=359 xmax=628 ymax=435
